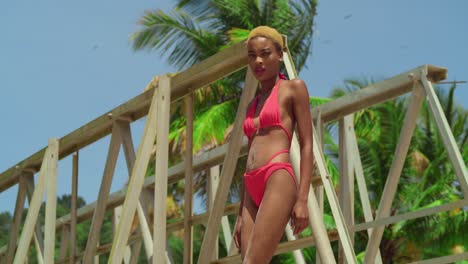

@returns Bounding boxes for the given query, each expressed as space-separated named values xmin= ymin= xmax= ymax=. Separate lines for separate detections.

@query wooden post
xmin=419 ymin=72 xmax=468 ymax=196
xmin=284 ymin=224 xmax=306 ymax=264
xmin=70 ymin=152 xmax=78 ymax=264
xmin=113 ymin=206 xmax=132 ymax=263
xmin=197 ymin=70 xmax=258 ymax=264
xmin=5 ymin=174 xmax=28 ymax=263
xmin=83 ymin=123 xmax=122 ymax=263
xmin=44 ymin=138 xmax=59 ymax=263
xmin=14 ymin=140 xmax=57 ymax=264
xmin=117 ymin=121 xmax=154 ymax=261
xmin=364 ymin=83 xmax=425 ymax=263
xmin=24 ymin=173 xmax=45 ymax=263
xmin=58 ymin=226 xmax=70 ymax=261
xmin=284 ymin=49 xmax=337 ymax=263
xmin=153 ymin=75 xmax=172 ymax=263
xmin=315 ymin=113 xmax=325 ymax=264
xmin=184 ymin=93 xmax=194 ymax=264
xmin=338 ymin=115 xmax=354 ymax=264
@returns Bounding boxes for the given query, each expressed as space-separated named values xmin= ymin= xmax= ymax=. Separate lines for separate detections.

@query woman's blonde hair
xmin=247 ymin=26 xmax=284 ymax=52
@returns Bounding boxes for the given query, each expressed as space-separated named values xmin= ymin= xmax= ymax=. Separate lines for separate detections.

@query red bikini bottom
xmin=244 ymin=150 xmax=298 ymax=207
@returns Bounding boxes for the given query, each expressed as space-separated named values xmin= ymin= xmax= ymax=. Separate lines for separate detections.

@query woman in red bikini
xmin=234 ymin=26 xmax=314 ymax=263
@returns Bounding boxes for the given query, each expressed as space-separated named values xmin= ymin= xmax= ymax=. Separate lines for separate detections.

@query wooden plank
xmin=83 ymin=125 xmax=122 ymax=263
xmin=312 ymin=127 xmax=357 ymax=263
xmin=211 ymin=230 xmax=340 ymax=264
xmin=107 ymin=75 xmax=168 ymax=263
xmin=13 ymin=144 xmax=52 ymax=264
xmin=354 ymin=199 xmax=468 ymax=232
xmin=0 ymin=42 xmax=248 ymax=193
xmin=284 ymin=224 xmax=306 ymax=264
xmin=284 ymin=48 xmax=337 ymax=263
xmin=117 ymin=121 xmax=153 ymax=261
xmin=364 ymin=83 xmax=425 ymax=263
xmin=419 ymin=73 xmax=468 ymax=195
xmin=197 ymin=70 xmax=258 ymax=264
xmin=58 ymin=226 xmax=70 ymax=261
xmin=349 ymin=126 xmax=383 ymax=264
xmin=24 ymin=173 xmax=45 ymax=263
xmin=310 ymin=65 xmax=447 ymax=123
xmin=5 ymin=174 xmax=28 ymax=263
xmin=338 ymin=115 xmax=354 ymax=264
xmin=315 ymin=114 xmax=325 ymax=264
xmin=70 ymin=152 xmax=78 ymax=264
xmin=153 ymin=76 xmax=172 ymax=263
xmin=44 ymin=138 xmax=59 ymax=263
xmin=184 ymin=93 xmax=194 ymax=264
xmin=409 ymin=252 xmax=468 ymax=264
xmin=206 ymin=167 xmax=219 ymax=260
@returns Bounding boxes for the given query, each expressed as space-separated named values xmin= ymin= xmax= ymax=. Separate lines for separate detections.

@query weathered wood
xmin=70 ymin=152 xmax=78 ymax=264
xmin=312 ymin=128 xmax=357 ymax=263
xmin=5 ymin=175 xmax=28 ymax=263
xmin=284 ymin=224 xmax=306 ymax=264
xmin=364 ymin=83 xmax=425 ymax=263
xmin=153 ymin=76 xmax=172 ymax=263
xmin=314 ymin=114 xmax=325 ymax=264
xmin=197 ymin=70 xmax=258 ymax=264
xmin=338 ymin=115 xmax=354 ymax=264
xmin=354 ymin=199 xmax=468 ymax=232
xmin=349 ymin=126 xmax=383 ymax=264
xmin=83 ymin=125 xmax=122 ymax=263
xmin=184 ymin=93 xmax=194 ymax=264
xmin=409 ymin=252 xmax=468 ymax=264
xmin=44 ymin=138 xmax=59 ymax=264
xmin=24 ymin=173 xmax=45 ymax=263
xmin=118 ymin=121 xmax=153 ymax=261
xmin=285 ymin=51 xmax=337 ymax=263
xmin=310 ymin=65 xmax=446 ymax=123
xmin=420 ymin=73 xmax=468 ymax=196
xmin=13 ymin=142 xmax=54 ymax=264
xmin=211 ymin=230 xmax=340 ymax=264
xmin=58 ymin=226 xmax=70 ymax=261
xmin=0 ymin=42 xmax=248 ymax=193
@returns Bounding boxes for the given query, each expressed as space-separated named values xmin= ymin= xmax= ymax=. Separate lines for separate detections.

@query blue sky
xmin=1 ymin=0 xmax=467 ymax=214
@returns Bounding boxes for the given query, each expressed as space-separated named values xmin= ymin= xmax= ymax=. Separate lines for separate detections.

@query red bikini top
xmin=243 ymin=78 xmax=292 ymax=142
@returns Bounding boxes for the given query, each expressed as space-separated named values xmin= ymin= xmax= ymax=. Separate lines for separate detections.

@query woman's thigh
xmin=241 ymin=188 xmax=258 ymax=259
xmin=244 ymin=169 xmax=297 ymax=263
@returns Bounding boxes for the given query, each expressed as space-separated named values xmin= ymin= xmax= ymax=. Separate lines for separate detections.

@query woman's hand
xmin=233 ymin=216 xmax=242 ymax=249
xmin=291 ymin=200 xmax=309 ymax=235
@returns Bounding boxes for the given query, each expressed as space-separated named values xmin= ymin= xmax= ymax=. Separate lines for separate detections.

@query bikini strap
xmin=266 ymin=149 xmax=290 ymax=164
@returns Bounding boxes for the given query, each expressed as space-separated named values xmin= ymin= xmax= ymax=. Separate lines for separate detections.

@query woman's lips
xmin=254 ymin=68 xmax=265 ymax=75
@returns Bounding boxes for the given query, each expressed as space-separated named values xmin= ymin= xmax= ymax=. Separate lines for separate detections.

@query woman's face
xmin=247 ymin=37 xmax=282 ymax=82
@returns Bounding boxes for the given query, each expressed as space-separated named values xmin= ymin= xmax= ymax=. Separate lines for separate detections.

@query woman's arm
xmin=290 ymin=79 xmax=314 ymax=234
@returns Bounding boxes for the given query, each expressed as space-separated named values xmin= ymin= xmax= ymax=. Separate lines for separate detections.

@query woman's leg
xmin=243 ymin=170 xmax=297 ymax=264
xmin=241 ymin=189 xmax=258 ymax=259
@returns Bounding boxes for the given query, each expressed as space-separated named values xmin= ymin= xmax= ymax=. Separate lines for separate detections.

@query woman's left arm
xmin=290 ymin=79 xmax=314 ymax=235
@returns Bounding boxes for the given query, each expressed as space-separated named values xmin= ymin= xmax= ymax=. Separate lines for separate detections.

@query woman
xmin=234 ymin=26 xmax=314 ymax=263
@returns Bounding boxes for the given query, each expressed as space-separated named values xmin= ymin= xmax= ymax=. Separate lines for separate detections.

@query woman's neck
xmin=259 ymin=76 xmax=280 ymax=95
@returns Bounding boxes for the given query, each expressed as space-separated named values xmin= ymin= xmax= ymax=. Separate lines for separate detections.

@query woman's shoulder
xmin=281 ymin=78 xmax=309 ymax=98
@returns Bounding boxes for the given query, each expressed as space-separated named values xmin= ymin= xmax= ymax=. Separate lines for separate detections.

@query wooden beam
xmin=364 ymin=83 xmax=425 ymax=263
xmin=13 ymin=141 xmax=55 ymax=264
xmin=24 ymin=173 xmax=45 ymax=263
xmin=354 ymin=199 xmax=468 ymax=232
xmin=419 ymin=73 xmax=468 ymax=196
xmin=409 ymin=252 xmax=468 ymax=264
xmin=58 ymin=226 xmax=70 ymax=261
xmin=312 ymin=127 xmax=357 ymax=263
xmin=44 ymin=138 xmax=59 ymax=264
xmin=197 ymin=70 xmax=258 ymax=264
xmin=338 ymin=115 xmax=355 ymax=264
xmin=211 ymin=230 xmax=340 ymax=264
xmin=315 ymin=113 xmax=325 ymax=264
xmin=117 ymin=121 xmax=153 ymax=261
xmin=184 ymin=93 xmax=194 ymax=264
xmin=349 ymin=125 xmax=383 ymax=264
xmin=310 ymin=65 xmax=447 ymax=123
xmin=83 ymin=124 xmax=122 ymax=263
xmin=70 ymin=152 xmax=78 ymax=264
xmin=0 ymin=41 xmax=248 ymax=193
xmin=5 ymin=174 xmax=28 ymax=263
xmin=153 ymin=76 xmax=172 ymax=263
